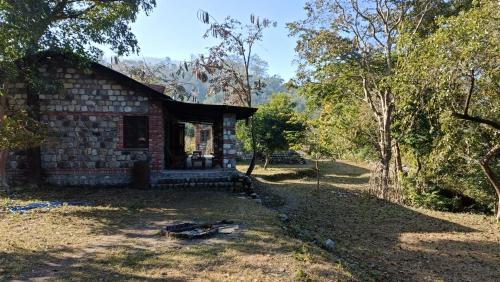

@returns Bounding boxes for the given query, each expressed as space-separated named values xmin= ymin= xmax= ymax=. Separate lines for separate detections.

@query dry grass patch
xmin=240 ymin=160 xmax=500 ymax=281
xmin=0 ymin=187 xmax=351 ymax=281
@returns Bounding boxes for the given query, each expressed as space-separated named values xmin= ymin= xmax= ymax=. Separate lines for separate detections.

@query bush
xmin=405 ymin=184 xmax=491 ymax=214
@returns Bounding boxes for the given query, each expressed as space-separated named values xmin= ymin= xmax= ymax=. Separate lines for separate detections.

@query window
xmin=123 ymin=116 xmax=149 ymax=149
xmin=200 ymin=129 xmax=210 ymax=142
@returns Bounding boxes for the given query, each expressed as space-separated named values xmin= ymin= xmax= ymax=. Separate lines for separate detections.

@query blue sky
xmin=104 ymin=0 xmax=308 ymax=80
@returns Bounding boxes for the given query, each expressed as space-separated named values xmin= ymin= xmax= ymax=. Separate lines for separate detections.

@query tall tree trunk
xmin=363 ymin=78 xmax=394 ymax=200
xmin=415 ymin=156 xmax=424 ymax=194
xmin=392 ymin=141 xmax=404 ymax=202
xmin=315 ymin=158 xmax=320 ymax=191
xmin=263 ymin=153 xmax=270 ymax=170
xmin=478 ymin=145 xmax=500 ymax=222
xmin=394 ymin=142 xmax=403 ymax=174
xmin=375 ymin=102 xmax=393 ymax=199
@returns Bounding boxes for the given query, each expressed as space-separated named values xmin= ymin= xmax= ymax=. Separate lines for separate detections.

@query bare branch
xmin=413 ymin=1 xmax=432 ymax=34
xmin=463 ymin=69 xmax=475 ymax=116
xmin=452 ymin=112 xmax=500 ymax=131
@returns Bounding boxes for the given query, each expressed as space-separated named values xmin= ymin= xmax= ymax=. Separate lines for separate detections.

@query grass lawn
xmin=242 ymin=161 xmax=500 ymax=281
xmin=0 ymin=181 xmax=349 ymax=281
xmin=0 ymin=160 xmax=498 ymax=281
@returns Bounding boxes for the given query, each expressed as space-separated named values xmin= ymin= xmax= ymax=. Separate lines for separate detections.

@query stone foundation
xmin=151 ymin=170 xmax=252 ymax=191
xmin=46 ymin=171 xmax=132 ymax=187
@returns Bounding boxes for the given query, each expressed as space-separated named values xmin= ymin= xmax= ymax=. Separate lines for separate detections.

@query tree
xmin=289 ymin=0 xmax=434 ymax=199
xmin=192 ymin=11 xmax=276 ymax=176
xmin=237 ymin=93 xmax=305 ymax=169
xmin=0 ymin=0 xmax=156 ymax=191
xmin=397 ymin=0 xmax=500 ymax=220
xmin=293 ymin=79 xmax=379 ymax=162
xmin=0 ymin=105 xmax=45 ymax=192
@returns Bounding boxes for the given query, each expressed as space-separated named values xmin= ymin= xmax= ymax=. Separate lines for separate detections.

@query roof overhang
xmin=164 ymin=100 xmax=257 ymax=123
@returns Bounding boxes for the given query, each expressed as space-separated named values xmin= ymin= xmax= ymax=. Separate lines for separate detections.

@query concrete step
xmin=150 ymin=169 xmax=252 ymax=191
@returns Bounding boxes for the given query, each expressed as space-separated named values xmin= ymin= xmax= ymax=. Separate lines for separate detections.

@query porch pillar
xmin=222 ymin=113 xmax=237 ymax=169
xmin=212 ymin=118 xmax=224 ymax=168
xmin=149 ymin=100 xmax=164 ymax=170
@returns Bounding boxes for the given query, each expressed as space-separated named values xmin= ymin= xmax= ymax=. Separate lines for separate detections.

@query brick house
xmin=6 ymin=54 xmax=256 ymax=187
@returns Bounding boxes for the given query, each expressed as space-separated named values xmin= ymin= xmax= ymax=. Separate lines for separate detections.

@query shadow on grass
xmin=0 ymin=246 xmax=180 ymax=281
xmin=2 ymin=160 xmax=497 ymax=281
xmin=321 ymin=175 xmax=371 ymax=185
xmin=2 ymin=186 xmax=349 ymax=280
xmin=252 ymin=161 xmax=500 ymax=282
xmin=0 ymin=208 xmax=331 ymax=281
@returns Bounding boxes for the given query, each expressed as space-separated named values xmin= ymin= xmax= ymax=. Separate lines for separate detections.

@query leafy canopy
xmin=237 ymin=93 xmax=305 ymax=156
xmin=0 ymin=0 xmax=156 ymax=62
xmin=395 ymin=0 xmax=499 ymax=208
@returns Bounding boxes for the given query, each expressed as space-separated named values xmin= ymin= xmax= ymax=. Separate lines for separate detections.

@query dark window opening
xmin=123 ymin=116 xmax=149 ymax=149
xmin=200 ymin=129 xmax=210 ymax=142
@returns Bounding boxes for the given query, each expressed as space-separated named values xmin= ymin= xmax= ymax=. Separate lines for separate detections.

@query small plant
xmin=292 ymin=244 xmax=313 ymax=262
xmin=294 ymin=269 xmax=312 ymax=281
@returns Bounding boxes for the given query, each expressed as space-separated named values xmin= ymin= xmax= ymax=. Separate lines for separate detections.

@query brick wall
xmin=194 ymin=124 xmax=212 ymax=155
xmin=148 ymin=100 xmax=164 ymax=171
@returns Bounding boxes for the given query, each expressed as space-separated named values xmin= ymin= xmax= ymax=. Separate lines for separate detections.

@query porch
xmin=162 ymin=100 xmax=256 ymax=171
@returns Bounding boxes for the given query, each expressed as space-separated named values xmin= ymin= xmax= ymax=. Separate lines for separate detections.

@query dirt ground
xmin=0 ymin=160 xmax=499 ymax=281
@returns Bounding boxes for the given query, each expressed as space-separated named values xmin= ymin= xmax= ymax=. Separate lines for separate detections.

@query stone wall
xmin=6 ymin=62 xmax=164 ymax=186
xmin=222 ymin=114 xmax=237 ymax=169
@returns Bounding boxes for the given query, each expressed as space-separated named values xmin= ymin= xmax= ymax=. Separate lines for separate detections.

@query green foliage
xmin=300 ymin=88 xmax=378 ymax=160
xmin=396 ymin=0 xmax=499 ymax=212
xmin=237 ymin=93 xmax=306 ymax=156
xmin=404 ymin=181 xmax=491 ymax=214
xmin=408 ymin=189 xmax=464 ymax=212
xmin=0 ymin=0 xmax=156 ymax=98
xmin=289 ymin=0 xmax=498 ymax=212
xmin=0 ymin=0 xmax=156 ymax=61
xmin=0 ymin=105 xmax=45 ymax=150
